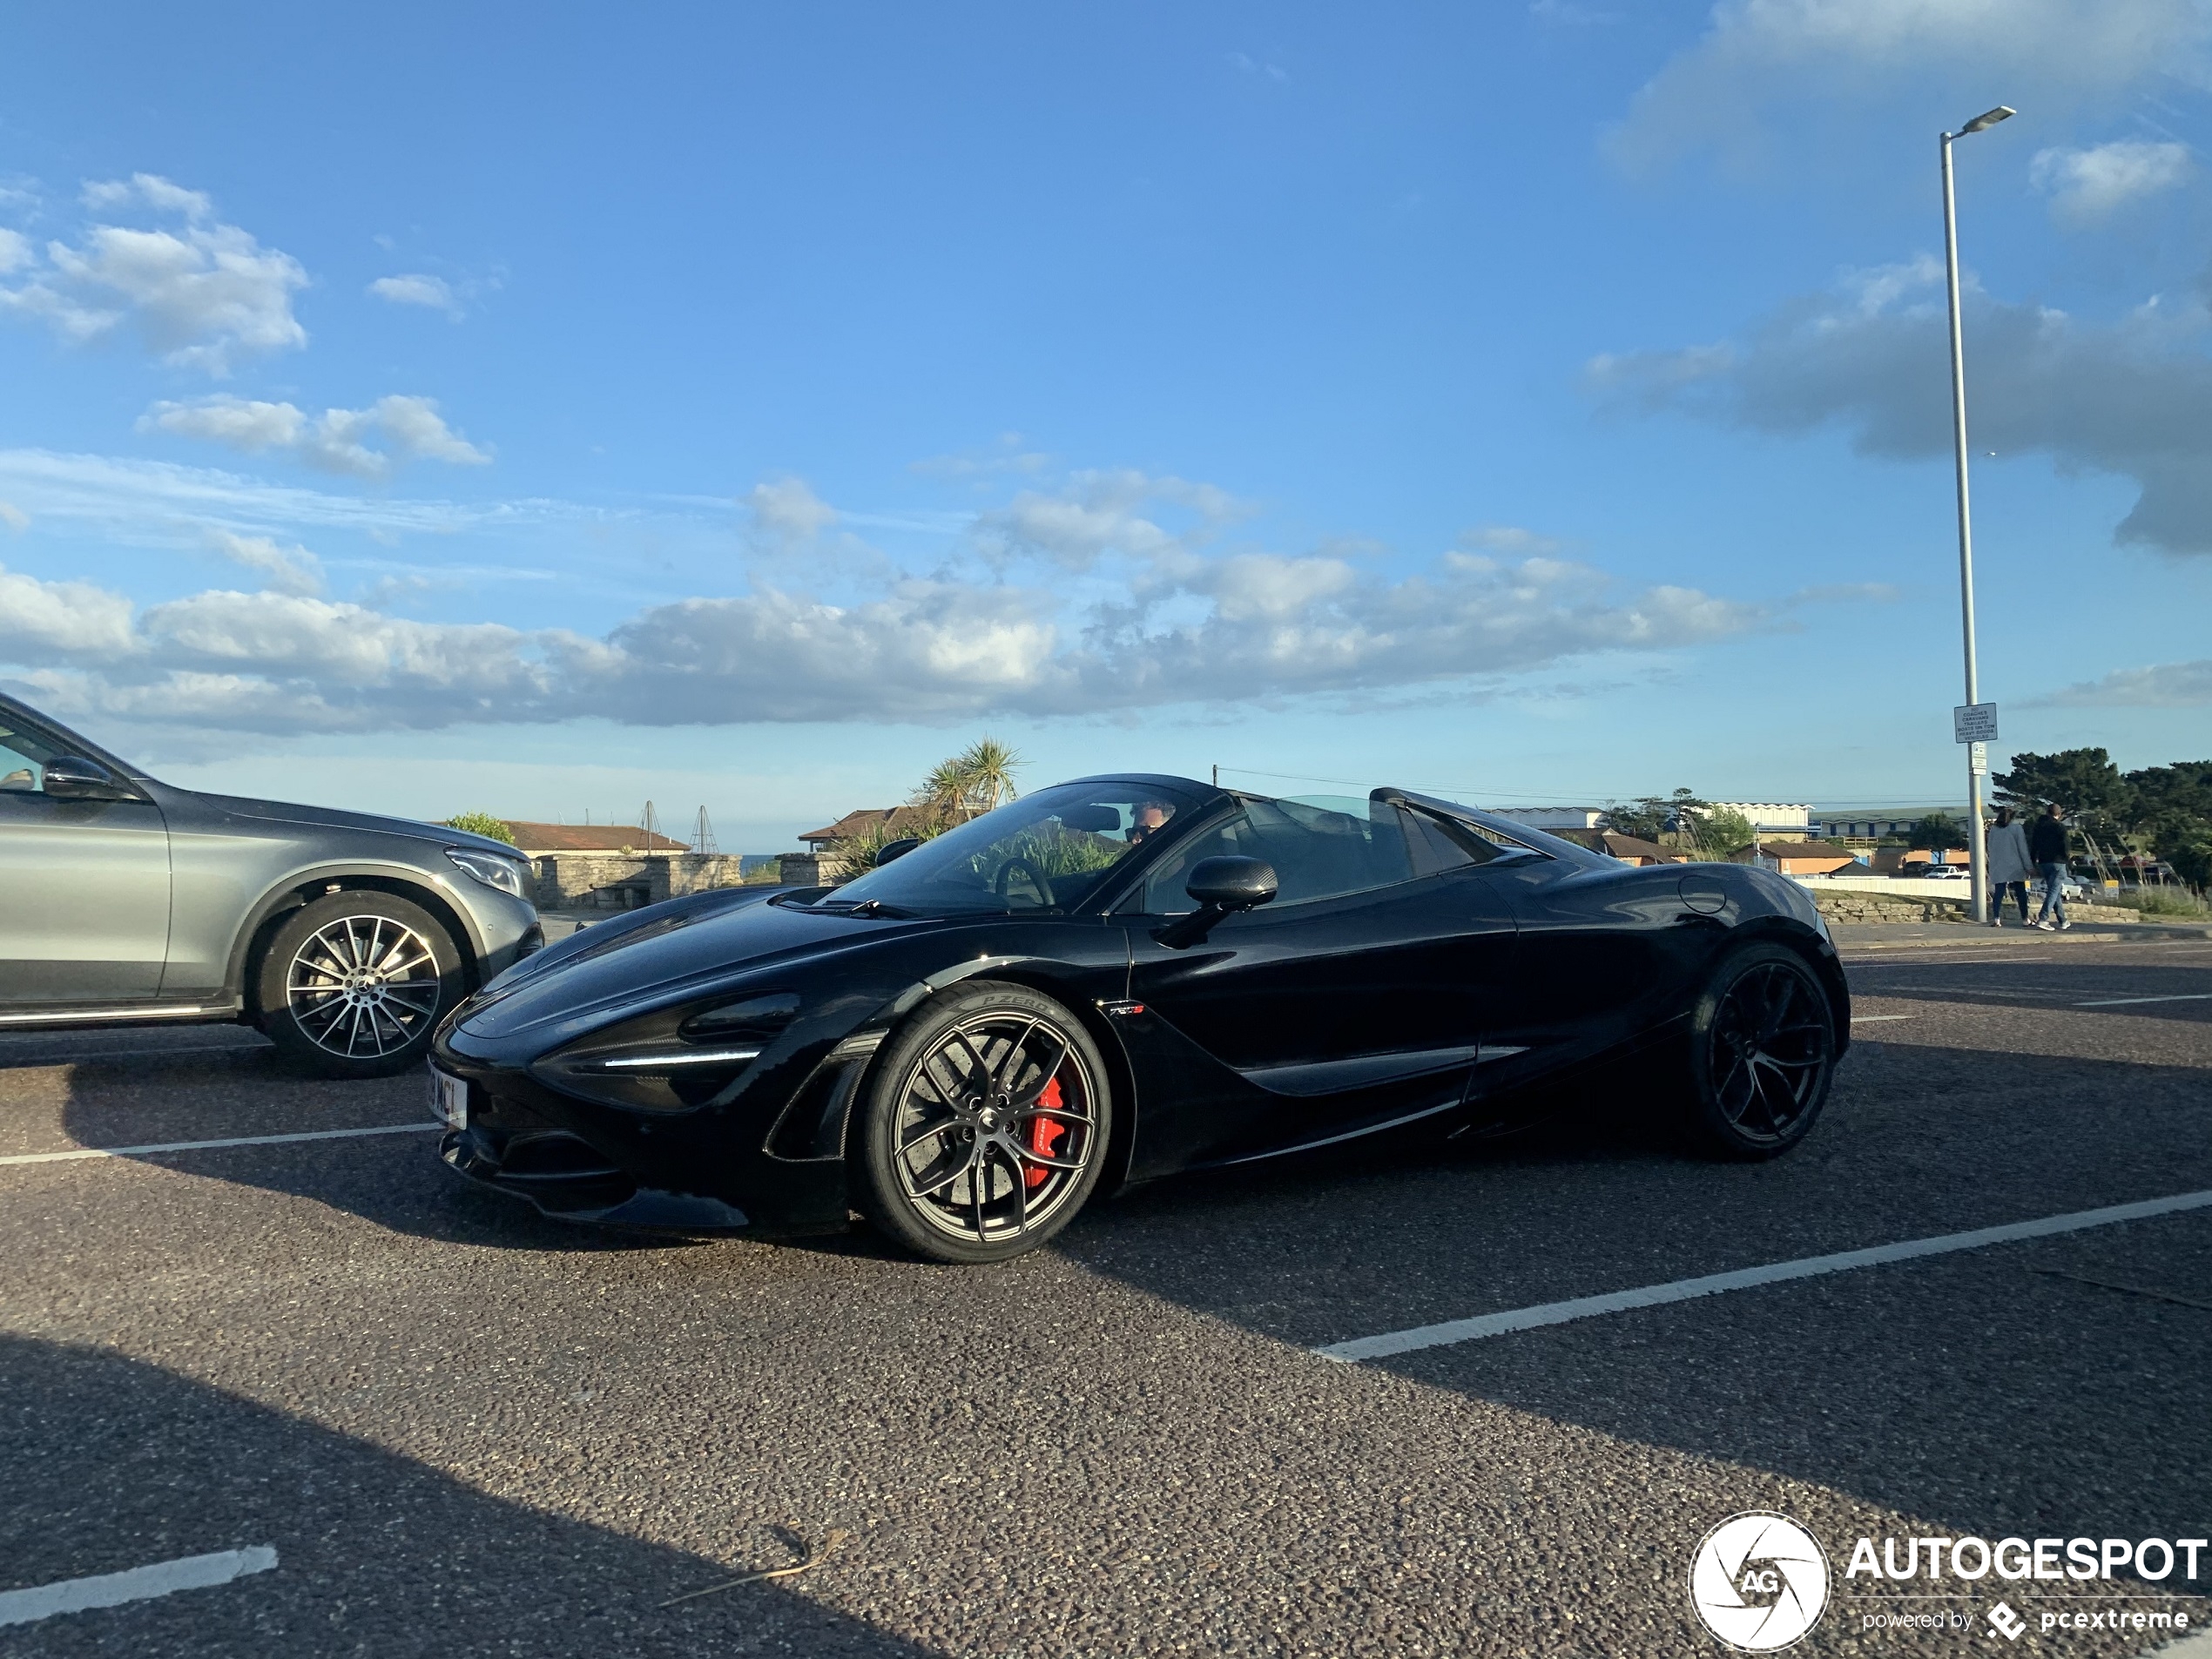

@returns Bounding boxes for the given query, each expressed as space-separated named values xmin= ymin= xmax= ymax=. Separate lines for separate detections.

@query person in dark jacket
xmin=2030 ymin=802 xmax=2071 ymax=931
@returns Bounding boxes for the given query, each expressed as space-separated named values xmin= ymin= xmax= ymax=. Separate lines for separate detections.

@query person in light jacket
xmin=1984 ymin=806 xmax=2033 ymax=927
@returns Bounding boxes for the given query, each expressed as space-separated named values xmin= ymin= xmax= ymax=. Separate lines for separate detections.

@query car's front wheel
xmin=853 ymin=981 xmax=1112 ymax=1264
xmin=1680 ymin=942 xmax=1837 ymax=1158
xmin=257 ymin=891 xmax=465 ymax=1078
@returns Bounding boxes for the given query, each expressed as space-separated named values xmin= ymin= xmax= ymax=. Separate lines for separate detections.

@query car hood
xmin=183 ymin=789 xmax=518 ymax=856
xmin=456 ymin=894 xmax=930 ymax=1042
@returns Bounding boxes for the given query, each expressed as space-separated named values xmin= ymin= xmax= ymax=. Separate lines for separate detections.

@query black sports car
xmin=430 ymin=777 xmax=1849 ymax=1263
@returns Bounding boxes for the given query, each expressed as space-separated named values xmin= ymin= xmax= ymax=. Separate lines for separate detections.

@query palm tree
xmin=916 ymin=758 xmax=973 ymax=824
xmin=958 ymin=736 xmax=1022 ymax=813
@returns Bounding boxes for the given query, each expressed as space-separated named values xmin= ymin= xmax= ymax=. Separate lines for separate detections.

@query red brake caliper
xmin=1025 ymin=1074 xmax=1067 ymax=1188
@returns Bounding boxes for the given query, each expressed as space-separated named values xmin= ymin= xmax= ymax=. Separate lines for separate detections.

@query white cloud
xmin=746 ymin=476 xmax=838 ymax=542
xmin=141 ymin=395 xmax=491 ymax=479
xmin=2030 ymin=140 xmax=2194 ymax=222
xmin=979 ymin=469 xmax=1250 ymax=572
xmin=81 ymin=173 xmax=212 ymax=220
xmin=368 ymin=273 xmax=461 ymax=316
xmin=1227 ymin=52 xmax=1291 ymax=84
xmin=0 ymin=501 xmax=26 ymax=533
xmin=0 ymin=466 xmax=1770 ymax=735
xmin=1461 ymin=524 xmax=1569 ymax=556
xmin=1610 ymin=0 xmax=2212 ymax=172
xmin=0 ymin=229 xmax=31 ymax=275
xmin=2035 ymin=658 xmax=2212 ymax=706
xmin=209 ymin=530 xmax=323 ymax=597
xmin=0 ymin=174 xmax=307 ymax=374
xmin=1588 ymin=262 xmax=2212 ymax=554
xmin=0 ymin=448 xmax=523 ymax=543
xmin=0 ymin=564 xmax=137 ymax=658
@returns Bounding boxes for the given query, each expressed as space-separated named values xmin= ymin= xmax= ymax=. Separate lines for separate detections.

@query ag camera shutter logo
xmin=1689 ymin=1512 xmax=1831 ymax=1650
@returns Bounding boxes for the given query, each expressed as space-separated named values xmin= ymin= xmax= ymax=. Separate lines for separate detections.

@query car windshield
xmin=817 ymin=781 xmax=1204 ymax=916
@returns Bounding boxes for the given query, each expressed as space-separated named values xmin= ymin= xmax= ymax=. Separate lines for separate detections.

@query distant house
xmin=1813 ymin=806 xmax=1960 ymax=842
xmin=1733 ymin=839 xmax=1860 ymax=876
xmin=798 ymin=806 xmax=941 ymax=849
xmin=1548 ymin=828 xmax=1693 ymax=865
xmin=502 ymin=821 xmax=690 ymax=856
xmin=1598 ymin=832 xmax=1693 ymax=866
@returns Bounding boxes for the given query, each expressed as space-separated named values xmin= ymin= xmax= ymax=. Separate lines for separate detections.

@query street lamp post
xmin=1940 ymin=104 xmax=2013 ymax=927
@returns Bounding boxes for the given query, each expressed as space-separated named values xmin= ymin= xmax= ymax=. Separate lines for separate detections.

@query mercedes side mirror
xmin=1153 ymin=856 xmax=1278 ymax=949
xmin=42 ymin=756 xmax=136 ymax=802
xmin=874 ymin=837 xmax=923 ymax=867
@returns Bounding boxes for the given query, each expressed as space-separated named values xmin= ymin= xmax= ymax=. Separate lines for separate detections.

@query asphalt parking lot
xmin=3 ymin=928 xmax=2209 ymax=1657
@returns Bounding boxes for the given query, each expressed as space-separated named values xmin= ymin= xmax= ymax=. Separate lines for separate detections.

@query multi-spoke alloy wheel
xmin=287 ymin=914 xmax=444 ymax=1059
xmin=857 ymin=983 xmax=1112 ymax=1263
xmin=257 ymin=891 xmax=462 ymax=1078
xmin=1682 ymin=943 xmax=1836 ymax=1158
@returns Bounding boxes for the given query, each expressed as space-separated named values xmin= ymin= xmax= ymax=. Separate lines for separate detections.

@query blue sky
xmin=3 ymin=2 xmax=2209 ymax=851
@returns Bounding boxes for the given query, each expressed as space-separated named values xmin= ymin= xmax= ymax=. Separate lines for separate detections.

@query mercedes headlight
xmin=448 ymin=846 xmax=529 ymax=899
xmin=533 ymin=991 xmax=801 ymax=1112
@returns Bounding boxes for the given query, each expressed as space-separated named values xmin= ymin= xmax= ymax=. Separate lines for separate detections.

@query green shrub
xmin=444 ymin=810 xmax=517 ymax=846
xmin=2122 ymin=888 xmax=2210 ymax=919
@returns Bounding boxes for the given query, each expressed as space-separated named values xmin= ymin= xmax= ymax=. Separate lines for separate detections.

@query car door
xmin=0 ymin=723 xmax=172 ymax=1005
xmin=1117 ymin=796 xmax=1518 ymax=1165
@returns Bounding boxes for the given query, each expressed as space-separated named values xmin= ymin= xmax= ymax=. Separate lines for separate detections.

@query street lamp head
xmin=1959 ymin=105 xmax=2016 ymax=135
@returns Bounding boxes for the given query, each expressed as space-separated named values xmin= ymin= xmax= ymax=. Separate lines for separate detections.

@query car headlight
xmin=448 ymin=846 xmax=529 ymax=900
xmin=533 ymin=991 xmax=801 ymax=1112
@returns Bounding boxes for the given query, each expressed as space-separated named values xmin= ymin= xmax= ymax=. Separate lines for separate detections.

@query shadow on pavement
xmin=46 ymin=1049 xmax=687 ymax=1254
xmin=0 ymin=1333 xmax=932 ymax=1659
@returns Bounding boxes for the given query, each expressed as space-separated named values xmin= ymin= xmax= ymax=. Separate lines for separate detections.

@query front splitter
xmin=439 ymin=1130 xmax=752 ymax=1232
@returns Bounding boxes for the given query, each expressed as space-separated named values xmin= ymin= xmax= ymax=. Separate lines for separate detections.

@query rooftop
xmin=502 ymin=820 xmax=690 ymax=853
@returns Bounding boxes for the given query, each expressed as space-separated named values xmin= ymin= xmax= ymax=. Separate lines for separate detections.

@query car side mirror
xmin=1153 ymin=856 xmax=1278 ymax=950
xmin=874 ymin=837 xmax=923 ymax=867
xmin=42 ymin=756 xmax=136 ymax=802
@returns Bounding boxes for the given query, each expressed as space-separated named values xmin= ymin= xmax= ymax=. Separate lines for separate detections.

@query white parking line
xmin=1317 ymin=1188 xmax=2212 ymax=1363
xmin=0 ymin=1123 xmax=440 ymax=1168
xmin=0 ymin=1547 xmax=276 ymax=1628
xmin=2074 ymin=993 xmax=2212 ymax=1008
xmin=1851 ymin=1015 xmax=1917 ymax=1022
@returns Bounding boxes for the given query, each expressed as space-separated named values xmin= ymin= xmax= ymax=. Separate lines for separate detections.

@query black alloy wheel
xmin=855 ymin=981 xmax=1110 ymax=1264
xmin=257 ymin=890 xmax=466 ymax=1078
xmin=1680 ymin=942 xmax=1836 ymax=1158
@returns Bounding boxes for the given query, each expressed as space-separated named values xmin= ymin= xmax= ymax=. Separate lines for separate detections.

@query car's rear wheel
xmin=257 ymin=891 xmax=465 ymax=1078
xmin=854 ymin=981 xmax=1111 ymax=1264
xmin=1680 ymin=942 xmax=1837 ymax=1158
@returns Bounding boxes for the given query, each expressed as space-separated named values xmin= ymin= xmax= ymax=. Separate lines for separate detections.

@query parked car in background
xmin=0 ymin=691 xmax=540 ymax=1076
xmin=1916 ymin=864 xmax=1970 ymax=880
xmin=2040 ymin=871 xmax=2098 ymax=905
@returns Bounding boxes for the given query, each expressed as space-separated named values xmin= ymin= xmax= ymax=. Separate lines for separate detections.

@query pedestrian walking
xmin=1985 ymin=806 xmax=2033 ymax=927
xmin=2029 ymin=802 xmax=2071 ymax=931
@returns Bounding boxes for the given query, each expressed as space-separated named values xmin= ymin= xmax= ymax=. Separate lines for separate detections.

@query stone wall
xmin=531 ymin=852 xmax=753 ymax=911
xmin=1811 ymin=891 xmax=2163 ymax=927
xmin=1813 ymin=890 xmax=1968 ymax=925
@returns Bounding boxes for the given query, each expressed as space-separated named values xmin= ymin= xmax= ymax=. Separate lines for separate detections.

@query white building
xmin=1707 ymin=802 xmax=1813 ymax=833
xmin=1490 ymin=803 xmax=1815 ymax=834
xmin=1487 ymin=807 xmax=1607 ymax=831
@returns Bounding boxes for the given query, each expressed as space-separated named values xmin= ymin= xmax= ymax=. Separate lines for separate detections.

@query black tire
xmin=1679 ymin=941 xmax=1837 ymax=1159
xmin=256 ymin=891 xmax=466 ymax=1079
xmin=853 ymin=981 xmax=1112 ymax=1264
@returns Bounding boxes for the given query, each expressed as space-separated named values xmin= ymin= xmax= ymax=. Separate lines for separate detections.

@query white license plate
xmin=429 ymin=1067 xmax=469 ymax=1130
